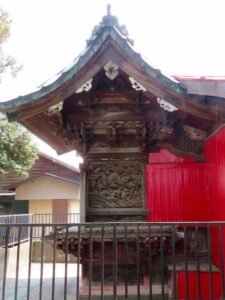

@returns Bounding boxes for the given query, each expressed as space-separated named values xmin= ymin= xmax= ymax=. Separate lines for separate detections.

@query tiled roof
xmin=0 ymin=152 xmax=80 ymax=191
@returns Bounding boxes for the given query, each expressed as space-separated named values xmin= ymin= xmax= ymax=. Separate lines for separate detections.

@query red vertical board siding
xmin=146 ymin=163 xmax=208 ymax=222
xmin=145 ymin=128 xmax=225 ymax=299
xmin=204 ymin=127 xmax=225 ymax=275
xmin=204 ymin=127 xmax=225 ymax=221
xmin=149 ymin=149 xmax=195 ymax=163
xmin=176 ymin=272 xmax=222 ymax=300
xmin=146 ymin=127 xmax=225 ymax=222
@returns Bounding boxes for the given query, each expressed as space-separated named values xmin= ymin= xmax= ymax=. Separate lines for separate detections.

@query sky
xmin=1 ymin=0 xmax=225 ymax=166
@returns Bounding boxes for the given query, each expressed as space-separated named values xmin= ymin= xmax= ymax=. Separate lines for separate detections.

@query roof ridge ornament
xmin=107 ymin=3 xmax=111 ymax=15
xmin=86 ymin=4 xmax=134 ymax=46
xmin=101 ymin=4 xmax=118 ymax=27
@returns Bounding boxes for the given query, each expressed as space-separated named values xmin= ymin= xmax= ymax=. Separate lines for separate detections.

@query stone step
xmin=80 ymin=295 xmax=168 ymax=300
xmin=79 ymin=284 xmax=169 ymax=300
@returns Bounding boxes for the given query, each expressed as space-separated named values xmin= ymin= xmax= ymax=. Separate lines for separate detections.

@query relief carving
xmin=88 ymin=162 xmax=143 ymax=208
xmin=157 ymin=97 xmax=178 ymax=112
xmin=104 ymin=60 xmax=119 ymax=80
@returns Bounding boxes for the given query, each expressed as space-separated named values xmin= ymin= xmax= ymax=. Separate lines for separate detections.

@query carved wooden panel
xmin=87 ymin=215 xmax=145 ymax=222
xmin=88 ymin=161 xmax=143 ymax=209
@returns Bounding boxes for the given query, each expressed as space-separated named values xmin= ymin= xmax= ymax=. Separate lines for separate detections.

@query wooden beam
xmin=156 ymin=142 xmax=205 ymax=162
xmin=106 ymin=40 xmax=219 ymax=121
xmin=120 ymin=62 xmax=217 ymax=121
xmin=22 ymin=116 xmax=74 ymax=154
xmin=8 ymin=63 xmax=102 ymax=121
xmin=8 ymin=40 xmax=220 ymax=123
xmin=67 ymin=111 xmax=165 ymax=122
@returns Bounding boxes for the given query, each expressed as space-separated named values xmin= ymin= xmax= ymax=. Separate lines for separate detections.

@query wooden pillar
xmin=79 ymin=162 xmax=87 ymax=222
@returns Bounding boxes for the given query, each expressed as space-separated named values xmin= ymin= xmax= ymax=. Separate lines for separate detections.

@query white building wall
xmin=15 ymin=176 xmax=80 ymax=201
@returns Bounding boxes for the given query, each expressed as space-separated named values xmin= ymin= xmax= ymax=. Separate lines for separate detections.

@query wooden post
xmin=79 ymin=162 xmax=87 ymax=222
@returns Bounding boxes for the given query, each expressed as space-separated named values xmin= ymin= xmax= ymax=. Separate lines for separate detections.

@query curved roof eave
xmin=0 ymin=26 xmax=188 ymax=114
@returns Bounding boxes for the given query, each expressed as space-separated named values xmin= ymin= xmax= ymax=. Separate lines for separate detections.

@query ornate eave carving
xmin=47 ymin=101 xmax=63 ymax=115
xmin=157 ymin=98 xmax=178 ymax=112
xmin=129 ymin=77 xmax=146 ymax=92
xmin=104 ymin=60 xmax=119 ymax=80
xmin=76 ymin=79 xmax=93 ymax=93
xmin=183 ymin=125 xmax=207 ymax=141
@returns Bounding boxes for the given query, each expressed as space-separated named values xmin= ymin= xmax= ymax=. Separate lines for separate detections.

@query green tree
xmin=0 ymin=114 xmax=37 ymax=176
xmin=0 ymin=7 xmax=37 ymax=176
xmin=0 ymin=7 xmax=21 ymax=80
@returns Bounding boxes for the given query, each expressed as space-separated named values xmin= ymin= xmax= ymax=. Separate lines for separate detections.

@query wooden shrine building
xmin=2 ymin=6 xmax=225 ymax=299
xmin=1 ymin=6 xmax=224 ymax=222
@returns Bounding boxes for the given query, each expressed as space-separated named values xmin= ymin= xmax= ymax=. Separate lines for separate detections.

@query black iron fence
xmin=0 ymin=213 xmax=80 ymax=226
xmin=0 ymin=222 xmax=224 ymax=300
xmin=0 ymin=213 xmax=80 ymax=246
xmin=32 ymin=213 xmax=80 ymax=224
xmin=0 ymin=214 xmax=32 ymax=246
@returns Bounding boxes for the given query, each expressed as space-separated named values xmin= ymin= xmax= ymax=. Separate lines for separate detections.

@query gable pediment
xmin=1 ymin=8 xmax=225 ymax=160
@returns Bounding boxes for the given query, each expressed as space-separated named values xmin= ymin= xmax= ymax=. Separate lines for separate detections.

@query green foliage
xmin=0 ymin=113 xmax=38 ymax=176
xmin=0 ymin=8 xmax=10 ymax=43
xmin=0 ymin=7 xmax=22 ymax=81
xmin=0 ymin=8 xmax=36 ymax=177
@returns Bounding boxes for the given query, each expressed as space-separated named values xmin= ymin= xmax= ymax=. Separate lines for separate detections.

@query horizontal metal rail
xmin=0 ymin=222 xmax=224 ymax=300
xmin=0 ymin=214 xmax=33 ymax=224
xmin=0 ymin=213 xmax=80 ymax=224
xmin=0 ymin=214 xmax=32 ymax=246
xmin=32 ymin=213 xmax=80 ymax=224
xmin=0 ymin=213 xmax=80 ymax=244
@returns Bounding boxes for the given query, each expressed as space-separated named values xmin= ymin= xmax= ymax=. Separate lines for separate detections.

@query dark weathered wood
xmin=2 ymin=11 xmax=224 ymax=165
xmin=87 ymin=209 xmax=149 ymax=216
xmin=67 ymin=111 xmax=164 ymax=122
xmin=120 ymin=61 xmax=217 ymax=121
xmin=98 ymin=43 xmax=219 ymax=120
xmin=22 ymin=117 xmax=73 ymax=154
xmin=156 ymin=142 xmax=205 ymax=162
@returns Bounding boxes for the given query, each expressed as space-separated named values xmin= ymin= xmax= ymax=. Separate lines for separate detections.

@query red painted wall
xmin=149 ymin=149 xmax=195 ymax=163
xmin=147 ymin=128 xmax=225 ymax=222
xmin=145 ymin=128 xmax=225 ymax=299
xmin=176 ymin=272 xmax=222 ymax=300
xmin=204 ymin=127 xmax=225 ymax=221
xmin=146 ymin=150 xmax=209 ymax=222
xmin=204 ymin=128 xmax=225 ymax=276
